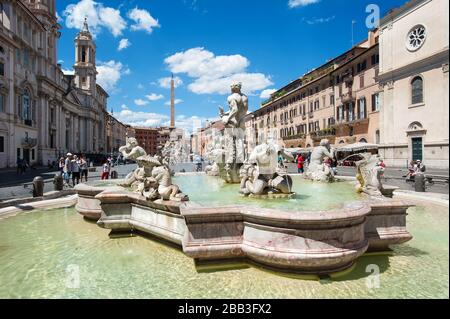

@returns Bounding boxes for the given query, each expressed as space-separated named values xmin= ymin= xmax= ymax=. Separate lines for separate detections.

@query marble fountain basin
xmin=75 ymin=174 xmax=413 ymax=275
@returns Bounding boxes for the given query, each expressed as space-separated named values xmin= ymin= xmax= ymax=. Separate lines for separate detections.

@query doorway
xmin=411 ymin=137 xmax=423 ymax=161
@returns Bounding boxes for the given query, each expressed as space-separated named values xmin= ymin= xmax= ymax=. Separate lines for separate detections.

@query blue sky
xmin=56 ymin=0 xmax=406 ymax=132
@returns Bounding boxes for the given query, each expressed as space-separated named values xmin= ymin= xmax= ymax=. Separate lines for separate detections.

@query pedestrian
xmin=16 ymin=157 xmax=23 ymax=175
xmin=101 ymin=160 xmax=111 ymax=180
xmin=404 ymin=160 xmax=416 ymax=180
xmin=331 ymin=158 xmax=338 ymax=176
xmin=58 ymin=157 xmax=65 ymax=176
xmin=71 ymin=155 xmax=81 ymax=186
xmin=79 ymin=155 xmax=89 ymax=183
xmin=65 ymin=153 xmax=73 ymax=182
xmin=297 ymin=154 xmax=305 ymax=174
xmin=414 ymin=160 xmax=426 ymax=174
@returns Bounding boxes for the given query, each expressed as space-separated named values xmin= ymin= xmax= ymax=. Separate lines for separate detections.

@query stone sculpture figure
xmin=355 ymin=153 xmax=385 ymax=197
xmin=118 ymin=136 xmax=189 ymax=202
xmin=219 ymin=82 xmax=249 ymax=130
xmin=119 ymin=137 xmax=148 ymax=187
xmin=217 ymin=82 xmax=249 ymax=183
xmin=205 ymin=162 xmax=220 ymax=176
xmin=239 ymin=142 xmax=294 ymax=197
xmin=305 ymin=139 xmax=335 ymax=182
xmin=152 ymin=165 xmax=189 ymax=201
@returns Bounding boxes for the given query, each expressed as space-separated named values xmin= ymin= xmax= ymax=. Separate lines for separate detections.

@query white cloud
xmin=115 ymin=109 xmax=216 ymax=134
xmin=128 ymin=7 xmax=160 ymax=34
xmin=302 ymin=16 xmax=335 ymax=25
xmin=165 ymin=99 xmax=183 ymax=106
xmin=164 ymin=47 xmax=249 ymax=79
xmin=188 ymin=73 xmax=272 ymax=95
xmin=115 ymin=109 xmax=169 ymax=127
xmin=134 ymin=99 xmax=149 ymax=106
xmin=260 ymin=89 xmax=277 ymax=99
xmin=288 ymin=0 xmax=321 ymax=8
xmin=62 ymin=69 xmax=75 ymax=75
xmin=137 ymin=84 xmax=144 ymax=90
xmin=158 ymin=76 xmax=183 ymax=89
xmin=164 ymin=47 xmax=272 ymax=95
xmin=97 ymin=60 xmax=129 ymax=91
xmin=63 ymin=0 xmax=127 ymax=37
xmin=118 ymin=38 xmax=131 ymax=51
xmin=146 ymin=93 xmax=164 ymax=101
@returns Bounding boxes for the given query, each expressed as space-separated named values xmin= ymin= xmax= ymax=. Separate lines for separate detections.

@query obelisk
xmin=170 ymin=74 xmax=175 ymax=128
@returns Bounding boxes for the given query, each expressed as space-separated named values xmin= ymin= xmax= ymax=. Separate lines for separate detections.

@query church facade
xmin=0 ymin=0 xmax=125 ymax=168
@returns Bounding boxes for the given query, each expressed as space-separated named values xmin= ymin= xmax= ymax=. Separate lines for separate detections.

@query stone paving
xmin=0 ymin=164 xmax=137 ymax=201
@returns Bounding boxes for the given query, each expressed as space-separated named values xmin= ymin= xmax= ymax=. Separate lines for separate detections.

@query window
xmin=406 ymin=25 xmax=426 ymax=52
xmin=358 ymin=98 xmax=366 ymax=119
xmin=0 ymin=136 xmax=4 ymax=153
xmin=81 ymin=46 xmax=87 ymax=62
xmin=0 ymin=61 xmax=4 ymax=76
xmin=360 ymin=75 xmax=365 ymax=88
xmin=372 ymin=93 xmax=381 ymax=112
xmin=23 ymin=91 xmax=31 ymax=121
xmin=371 ymin=54 xmax=379 ymax=65
xmin=411 ymin=76 xmax=424 ymax=105
xmin=0 ymin=94 xmax=4 ymax=112
xmin=357 ymin=60 xmax=367 ymax=73
xmin=330 ymin=95 xmax=335 ymax=105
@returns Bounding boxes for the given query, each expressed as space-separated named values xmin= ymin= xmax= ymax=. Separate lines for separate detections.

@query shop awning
xmin=336 ymin=142 xmax=379 ymax=152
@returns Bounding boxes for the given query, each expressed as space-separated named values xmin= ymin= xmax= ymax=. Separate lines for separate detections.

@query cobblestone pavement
xmin=1 ymin=162 xmax=448 ymax=201
xmin=0 ymin=164 xmax=137 ymax=201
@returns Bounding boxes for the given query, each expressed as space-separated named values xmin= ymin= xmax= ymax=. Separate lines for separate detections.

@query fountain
xmin=69 ymin=83 xmax=414 ymax=275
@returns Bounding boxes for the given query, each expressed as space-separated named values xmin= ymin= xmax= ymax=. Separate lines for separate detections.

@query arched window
xmin=411 ymin=76 xmax=423 ymax=105
xmin=359 ymin=138 xmax=368 ymax=143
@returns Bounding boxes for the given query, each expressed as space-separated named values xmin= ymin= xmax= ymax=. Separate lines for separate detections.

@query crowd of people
xmin=58 ymin=153 xmax=117 ymax=187
xmin=58 ymin=153 xmax=90 ymax=187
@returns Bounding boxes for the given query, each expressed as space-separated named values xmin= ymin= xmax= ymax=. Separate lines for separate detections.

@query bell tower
xmin=74 ymin=18 xmax=97 ymax=94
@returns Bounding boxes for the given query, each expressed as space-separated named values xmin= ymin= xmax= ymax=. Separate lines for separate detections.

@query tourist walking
xmin=297 ymin=154 xmax=305 ymax=174
xmin=71 ymin=155 xmax=81 ymax=186
xmin=101 ymin=160 xmax=111 ymax=180
xmin=65 ymin=153 xmax=73 ymax=182
xmin=16 ymin=157 xmax=23 ymax=175
xmin=79 ymin=155 xmax=89 ymax=183
xmin=58 ymin=157 xmax=65 ymax=176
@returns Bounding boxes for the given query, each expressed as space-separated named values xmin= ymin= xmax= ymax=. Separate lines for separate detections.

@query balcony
xmin=308 ymin=112 xmax=314 ymax=119
xmin=21 ymin=137 xmax=38 ymax=149
xmin=310 ymin=128 xmax=336 ymax=141
xmin=340 ymin=92 xmax=355 ymax=103
xmin=282 ymin=134 xmax=306 ymax=141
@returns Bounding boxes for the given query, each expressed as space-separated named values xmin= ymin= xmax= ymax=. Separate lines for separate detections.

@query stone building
xmin=0 ymin=0 xmax=121 ymax=168
xmin=106 ymin=111 xmax=130 ymax=155
xmin=246 ymin=31 xmax=380 ymax=152
xmin=191 ymin=120 xmax=225 ymax=157
xmin=134 ymin=126 xmax=187 ymax=156
xmin=378 ymin=0 xmax=449 ymax=169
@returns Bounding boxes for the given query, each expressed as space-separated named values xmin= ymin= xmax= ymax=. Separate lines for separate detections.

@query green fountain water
xmin=0 ymin=175 xmax=448 ymax=298
xmin=174 ymin=174 xmax=363 ymax=211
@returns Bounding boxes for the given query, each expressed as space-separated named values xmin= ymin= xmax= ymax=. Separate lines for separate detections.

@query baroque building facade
xmin=378 ymin=0 xmax=449 ymax=169
xmin=0 ymin=0 xmax=126 ymax=168
xmin=245 ymin=31 xmax=381 ymax=153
